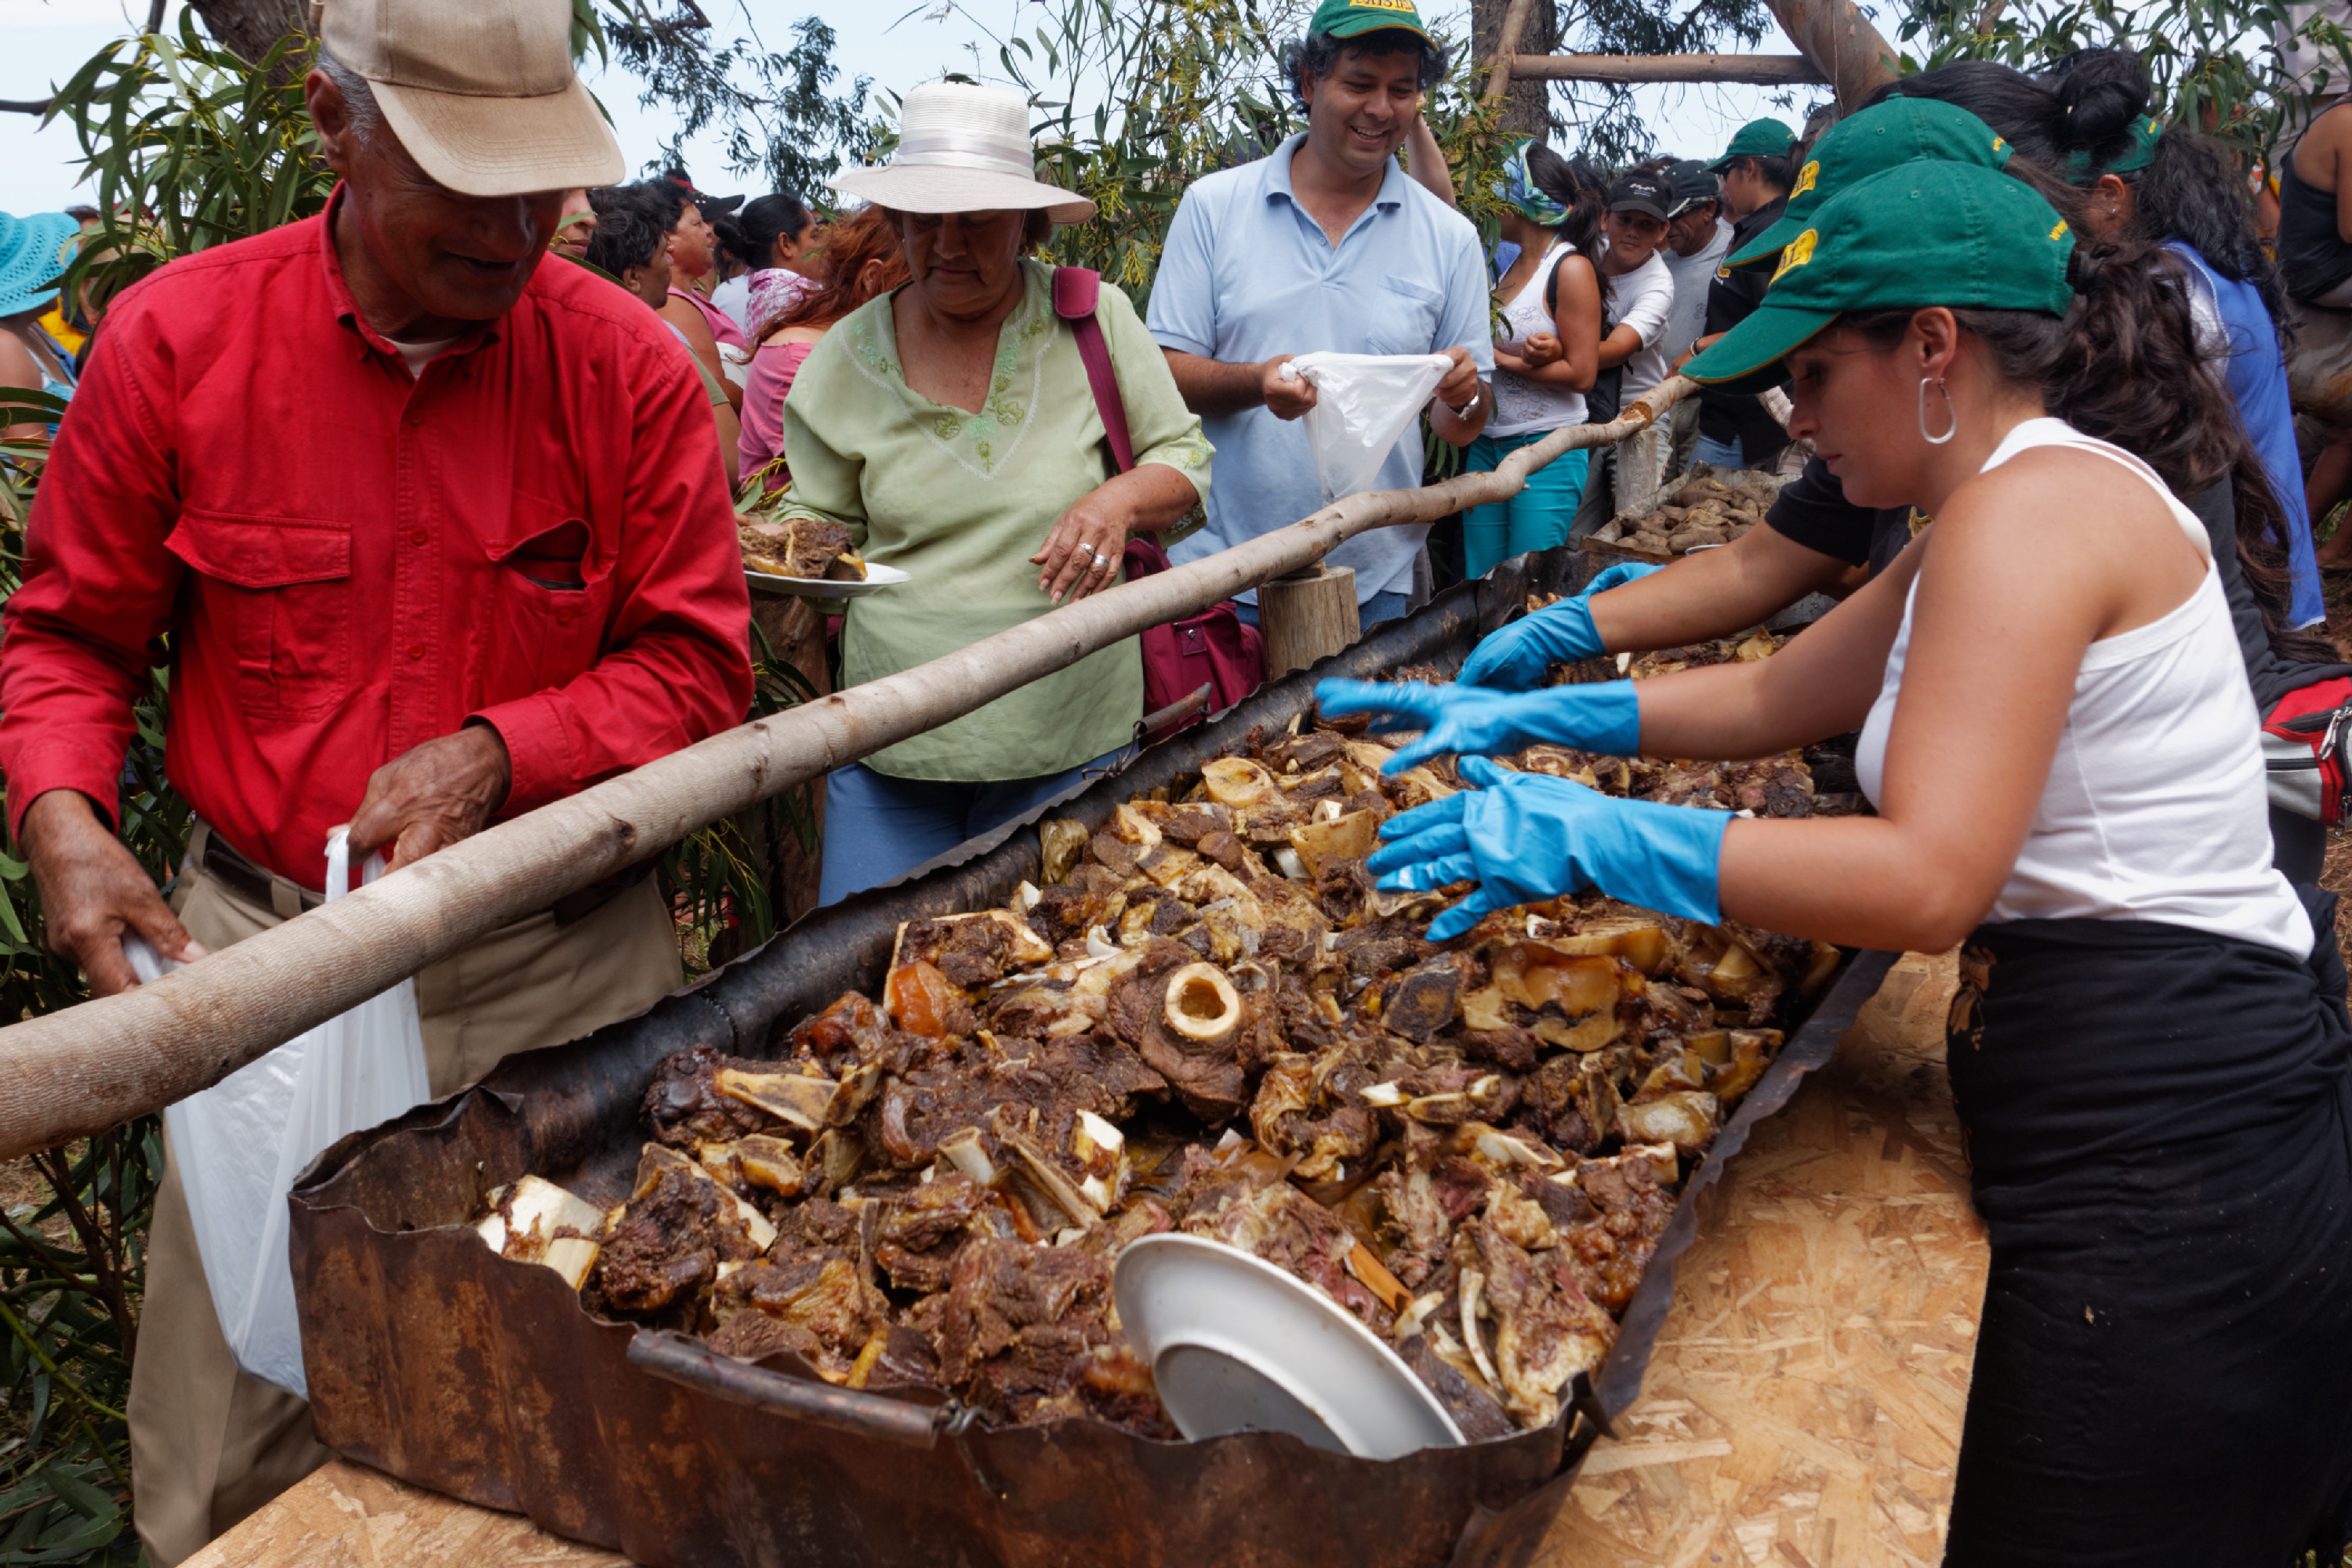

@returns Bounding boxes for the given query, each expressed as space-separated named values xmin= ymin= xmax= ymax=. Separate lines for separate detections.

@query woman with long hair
xmin=737 ymin=205 xmax=909 ymax=488
xmin=1880 ymin=50 xmax=2325 ymax=622
xmin=1325 ymin=160 xmax=2352 ymax=1563
xmin=1461 ymin=140 xmax=1606 ymax=578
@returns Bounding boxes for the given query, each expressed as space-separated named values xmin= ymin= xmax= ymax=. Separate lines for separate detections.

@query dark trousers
xmin=1941 ymin=897 xmax=2352 ymax=1566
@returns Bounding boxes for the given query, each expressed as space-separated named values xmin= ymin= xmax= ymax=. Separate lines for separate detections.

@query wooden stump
xmin=1258 ymin=563 xmax=1358 ymax=680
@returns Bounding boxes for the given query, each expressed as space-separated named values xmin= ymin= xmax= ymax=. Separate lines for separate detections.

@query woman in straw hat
xmin=779 ymin=82 xmax=1213 ymax=905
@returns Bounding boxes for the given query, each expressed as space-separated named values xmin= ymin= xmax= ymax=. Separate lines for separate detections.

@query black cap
xmin=1664 ymin=158 xmax=1718 ymax=218
xmin=662 ymin=168 xmax=743 ymax=219
xmin=1606 ymin=170 xmax=1671 ymax=222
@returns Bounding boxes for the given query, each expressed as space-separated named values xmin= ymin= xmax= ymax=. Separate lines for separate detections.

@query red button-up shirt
xmin=0 ymin=192 xmax=753 ymax=890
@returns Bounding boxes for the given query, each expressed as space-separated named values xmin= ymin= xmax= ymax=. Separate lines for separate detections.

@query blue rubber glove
xmin=1314 ymin=678 xmax=1643 ymax=771
xmin=1454 ymin=561 xmax=1665 ymax=691
xmin=1367 ymin=756 xmax=1729 ymax=939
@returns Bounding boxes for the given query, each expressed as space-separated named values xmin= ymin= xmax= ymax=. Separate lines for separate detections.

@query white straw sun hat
xmin=832 ymin=82 xmax=1096 ymax=225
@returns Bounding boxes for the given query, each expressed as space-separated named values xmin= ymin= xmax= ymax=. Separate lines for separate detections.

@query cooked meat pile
xmin=739 ymin=515 xmax=867 ymax=582
xmin=1604 ymin=467 xmax=1788 ymax=561
xmin=477 ymin=684 xmax=1838 ymax=1444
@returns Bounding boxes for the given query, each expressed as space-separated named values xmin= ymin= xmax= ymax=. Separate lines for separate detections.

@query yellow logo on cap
xmin=1791 ymin=160 xmax=1819 ymax=198
xmin=2048 ymin=219 xmax=2067 ymax=241
xmin=1992 ymin=135 xmax=2007 ymax=154
xmin=1349 ymin=0 xmax=1416 ymax=10
xmin=1769 ymin=228 xmax=1817 ymax=285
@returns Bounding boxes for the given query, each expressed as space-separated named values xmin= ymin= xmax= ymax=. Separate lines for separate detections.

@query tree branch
xmin=0 ymin=98 xmax=52 ymax=116
xmin=1509 ymin=53 xmax=1827 ymax=85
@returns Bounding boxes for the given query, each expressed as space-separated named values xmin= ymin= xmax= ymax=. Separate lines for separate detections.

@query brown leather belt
xmin=189 ymin=820 xmax=652 ymax=927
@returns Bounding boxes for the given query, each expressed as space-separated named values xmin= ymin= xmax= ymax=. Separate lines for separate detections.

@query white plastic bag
xmin=1282 ymin=351 xmax=1455 ymax=503
xmin=134 ymin=829 xmax=430 ymax=1397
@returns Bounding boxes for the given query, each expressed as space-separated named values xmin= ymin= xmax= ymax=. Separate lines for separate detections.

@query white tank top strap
xmin=1977 ymin=416 xmax=2212 ymax=561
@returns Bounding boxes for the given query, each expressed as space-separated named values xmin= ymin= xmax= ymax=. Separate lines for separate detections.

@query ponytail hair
xmin=714 ymin=192 xmax=815 ymax=273
xmin=1526 ymin=142 xmax=1607 ymax=279
xmin=1841 ymin=234 xmax=2320 ymax=656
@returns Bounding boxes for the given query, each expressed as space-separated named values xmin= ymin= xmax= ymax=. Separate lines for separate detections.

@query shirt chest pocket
xmin=481 ymin=513 xmax=615 ymax=707
xmin=165 ymin=511 xmax=352 ymax=722
xmin=1366 ymin=275 xmax=1446 ymax=357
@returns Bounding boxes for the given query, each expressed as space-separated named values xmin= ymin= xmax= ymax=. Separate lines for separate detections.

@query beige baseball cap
xmin=315 ymin=0 xmax=624 ymax=198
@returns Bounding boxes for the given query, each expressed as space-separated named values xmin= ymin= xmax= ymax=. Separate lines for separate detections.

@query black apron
xmin=1940 ymin=890 xmax=2352 ymax=1566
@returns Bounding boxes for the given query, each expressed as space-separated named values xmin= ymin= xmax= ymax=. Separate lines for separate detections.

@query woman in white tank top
xmin=1463 ymin=142 xmax=1608 ymax=579
xmin=1327 ymin=162 xmax=2352 ymax=1565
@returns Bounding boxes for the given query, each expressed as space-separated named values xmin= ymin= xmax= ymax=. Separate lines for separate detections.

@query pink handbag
xmin=1052 ymin=267 xmax=1263 ymax=741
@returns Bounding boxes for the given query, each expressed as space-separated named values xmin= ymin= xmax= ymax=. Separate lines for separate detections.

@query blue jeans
xmin=819 ymin=750 xmax=1120 ymax=906
xmin=1232 ymin=590 xmax=1412 ymax=633
xmin=1463 ymin=433 xmax=1590 ymax=578
xmin=1690 ymin=433 xmax=1747 ymax=471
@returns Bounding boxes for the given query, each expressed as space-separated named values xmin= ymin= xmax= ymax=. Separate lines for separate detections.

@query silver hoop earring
xmin=1918 ymin=376 xmax=1958 ymax=445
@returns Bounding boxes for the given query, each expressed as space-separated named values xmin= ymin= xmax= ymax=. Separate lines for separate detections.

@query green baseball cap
xmin=2064 ymin=114 xmax=2163 ymax=184
xmin=1726 ymin=98 xmax=2014 ymax=269
xmin=1308 ymin=0 xmax=1432 ymax=41
xmin=1683 ymin=160 xmax=2076 ymax=394
xmin=1705 ymin=118 xmax=1797 ymax=173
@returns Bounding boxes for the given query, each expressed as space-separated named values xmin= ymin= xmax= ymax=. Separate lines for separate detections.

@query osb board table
xmin=187 ymin=953 xmax=1976 ymax=1568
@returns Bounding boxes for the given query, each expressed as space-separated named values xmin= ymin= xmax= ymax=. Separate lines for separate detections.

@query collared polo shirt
xmin=1147 ymin=132 xmax=1492 ymax=604
xmin=0 ymin=187 xmax=753 ymax=890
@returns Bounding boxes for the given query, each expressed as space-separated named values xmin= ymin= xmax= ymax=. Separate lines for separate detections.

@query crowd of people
xmin=5 ymin=0 xmax=2352 ymax=1559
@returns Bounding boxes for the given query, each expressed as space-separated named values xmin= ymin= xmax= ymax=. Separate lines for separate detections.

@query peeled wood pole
xmin=1508 ymin=53 xmax=1826 ymax=85
xmin=0 ymin=380 xmax=1693 ymax=1160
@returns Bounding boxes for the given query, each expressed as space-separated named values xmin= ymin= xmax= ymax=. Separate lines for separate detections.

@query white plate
xmin=743 ymin=562 xmax=909 ymax=600
xmin=1113 ymin=1233 xmax=1465 ymax=1460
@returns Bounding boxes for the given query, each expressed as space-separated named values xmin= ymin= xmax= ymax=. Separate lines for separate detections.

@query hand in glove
xmin=1314 ymin=677 xmax=1643 ymax=772
xmin=1367 ymin=755 xmax=1728 ymax=940
xmin=1454 ymin=561 xmax=1665 ymax=690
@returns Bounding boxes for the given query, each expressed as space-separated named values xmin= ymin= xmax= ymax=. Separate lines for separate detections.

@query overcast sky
xmin=0 ymin=0 xmax=1809 ymax=219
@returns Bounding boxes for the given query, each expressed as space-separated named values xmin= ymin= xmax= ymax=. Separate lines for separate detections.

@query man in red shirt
xmin=0 ymin=0 xmax=752 ymax=1559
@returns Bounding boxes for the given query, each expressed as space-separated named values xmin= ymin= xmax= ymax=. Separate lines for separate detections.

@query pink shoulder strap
xmin=1052 ymin=266 xmax=1135 ymax=474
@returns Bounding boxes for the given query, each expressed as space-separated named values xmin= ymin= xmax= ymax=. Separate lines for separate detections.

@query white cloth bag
xmin=1281 ymin=351 xmax=1455 ymax=503
xmin=132 ymin=829 xmax=430 ymax=1397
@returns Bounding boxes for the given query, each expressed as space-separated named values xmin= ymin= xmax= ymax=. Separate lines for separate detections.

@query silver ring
xmin=1089 ymin=548 xmax=1109 ymax=567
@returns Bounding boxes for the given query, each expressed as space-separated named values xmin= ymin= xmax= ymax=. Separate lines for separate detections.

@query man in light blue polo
xmin=1147 ymin=0 xmax=1490 ymax=629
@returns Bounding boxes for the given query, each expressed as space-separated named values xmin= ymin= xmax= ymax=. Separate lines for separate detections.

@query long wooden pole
xmin=0 ymin=383 xmax=1694 ymax=1160
xmin=1508 ymin=53 xmax=1826 ymax=85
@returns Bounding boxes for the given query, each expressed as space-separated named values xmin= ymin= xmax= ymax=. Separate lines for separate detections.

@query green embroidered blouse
xmin=779 ymin=260 xmax=1214 ymax=781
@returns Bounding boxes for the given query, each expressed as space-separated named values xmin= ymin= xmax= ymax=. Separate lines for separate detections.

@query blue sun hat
xmin=0 ymin=212 xmax=81 ymax=320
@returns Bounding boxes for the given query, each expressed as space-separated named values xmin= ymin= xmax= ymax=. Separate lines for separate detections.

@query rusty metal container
xmin=290 ymin=548 xmax=1893 ymax=1568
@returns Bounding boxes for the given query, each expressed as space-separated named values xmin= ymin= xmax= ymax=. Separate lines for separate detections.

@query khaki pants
xmin=129 ymin=847 xmax=683 ymax=1566
xmin=2288 ymin=297 xmax=2352 ymax=424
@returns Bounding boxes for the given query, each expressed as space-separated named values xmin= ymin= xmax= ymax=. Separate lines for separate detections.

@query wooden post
xmin=0 ymin=382 xmax=1694 ymax=1160
xmin=1258 ymin=564 xmax=1359 ymax=680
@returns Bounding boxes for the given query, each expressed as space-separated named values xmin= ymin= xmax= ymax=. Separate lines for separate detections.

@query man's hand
xmin=21 ymin=789 xmax=205 ymax=997
xmin=1434 ymin=345 xmax=1480 ymax=411
xmin=346 ymin=723 xmax=513 ymax=872
xmin=1261 ymin=355 xmax=1318 ymax=420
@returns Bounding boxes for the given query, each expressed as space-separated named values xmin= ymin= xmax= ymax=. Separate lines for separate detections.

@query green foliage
xmin=1548 ymin=0 xmax=1779 ymax=166
xmin=602 ymin=5 xmax=878 ymax=196
xmin=1892 ymin=0 xmax=2351 ymax=161
xmin=47 ymin=16 xmax=335 ymax=311
xmin=0 ymin=1128 xmax=158 ymax=1568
